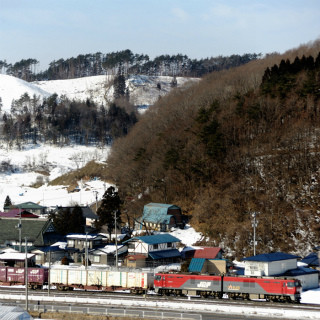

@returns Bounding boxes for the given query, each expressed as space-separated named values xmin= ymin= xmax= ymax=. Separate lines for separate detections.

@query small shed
xmin=242 ymin=252 xmax=300 ymax=276
xmin=125 ymin=254 xmax=147 ymax=268
xmin=188 ymin=258 xmax=227 ymax=275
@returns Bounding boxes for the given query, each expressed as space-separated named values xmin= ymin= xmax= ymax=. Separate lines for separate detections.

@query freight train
xmin=0 ymin=266 xmax=301 ymax=303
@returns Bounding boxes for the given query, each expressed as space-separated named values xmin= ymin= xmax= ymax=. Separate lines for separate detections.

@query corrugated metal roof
xmin=188 ymin=258 xmax=205 ymax=272
xmin=126 ymin=234 xmax=180 ymax=245
xmin=194 ymin=247 xmax=222 ymax=259
xmin=0 ymin=304 xmax=33 ymax=319
xmin=148 ymin=249 xmax=181 ymax=260
xmin=141 ymin=203 xmax=180 ymax=224
xmin=243 ymin=252 xmax=300 ymax=262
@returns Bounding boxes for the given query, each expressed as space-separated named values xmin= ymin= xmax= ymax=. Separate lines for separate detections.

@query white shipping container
xmin=127 ymin=272 xmax=141 ymax=288
xmin=106 ymin=271 xmax=128 ymax=288
xmin=68 ymin=269 xmax=87 ymax=285
xmin=87 ymin=270 xmax=107 ymax=286
xmin=50 ymin=268 xmax=68 ymax=285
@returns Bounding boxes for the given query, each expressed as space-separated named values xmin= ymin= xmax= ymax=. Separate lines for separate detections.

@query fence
xmin=30 ymin=303 xmax=202 ymax=319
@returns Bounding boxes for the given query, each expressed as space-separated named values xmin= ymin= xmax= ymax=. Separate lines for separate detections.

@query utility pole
xmin=85 ymin=232 xmax=88 ymax=269
xmin=25 ymin=237 xmax=28 ymax=311
xmin=115 ymin=210 xmax=118 ymax=270
xmin=251 ymin=212 xmax=259 ymax=256
xmin=94 ymin=190 xmax=98 ymax=212
xmin=16 ymin=208 xmax=22 ymax=252
xmin=48 ymin=249 xmax=51 ymax=296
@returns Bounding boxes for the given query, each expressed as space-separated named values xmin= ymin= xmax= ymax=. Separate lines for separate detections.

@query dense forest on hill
xmin=105 ymin=40 xmax=320 ymax=259
xmin=2 ymin=92 xmax=137 ymax=148
xmin=0 ymin=49 xmax=260 ymax=81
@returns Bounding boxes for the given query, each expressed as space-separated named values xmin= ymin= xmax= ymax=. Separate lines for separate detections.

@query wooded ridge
xmin=105 ymin=40 xmax=320 ymax=259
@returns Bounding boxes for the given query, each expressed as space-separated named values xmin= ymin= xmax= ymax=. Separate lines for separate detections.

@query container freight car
xmin=154 ymin=273 xmax=301 ymax=303
xmin=49 ymin=267 xmax=154 ymax=293
xmin=0 ymin=266 xmax=48 ymax=289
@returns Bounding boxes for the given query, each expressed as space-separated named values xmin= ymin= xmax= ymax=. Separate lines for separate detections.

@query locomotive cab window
xmin=155 ymin=275 xmax=162 ymax=281
xmin=287 ymin=282 xmax=295 ymax=287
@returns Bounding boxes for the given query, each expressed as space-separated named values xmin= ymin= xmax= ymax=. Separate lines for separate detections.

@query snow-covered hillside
xmin=0 ymin=143 xmax=111 ymax=210
xmin=0 ymin=74 xmax=51 ymax=111
xmin=0 ymin=74 xmax=200 ymax=112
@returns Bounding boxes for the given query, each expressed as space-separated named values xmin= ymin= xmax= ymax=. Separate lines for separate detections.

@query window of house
xmin=167 ymin=242 xmax=172 ymax=248
xmin=153 ymin=244 xmax=158 ymax=250
xmin=68 ymin=240 xmax=74 ymax=247
xmin=93 ymin=255 xmax=100 ymax=263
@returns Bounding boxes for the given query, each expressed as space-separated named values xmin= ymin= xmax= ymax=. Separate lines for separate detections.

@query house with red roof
xmin=181 ymin=246 xmax=223 ymax=260
xmin=0 ymin=209 xmax=39 ymax=219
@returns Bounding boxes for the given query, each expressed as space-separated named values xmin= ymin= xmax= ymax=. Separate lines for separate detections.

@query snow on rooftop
xmin=0 ymin=252 xmax=35 ymax=260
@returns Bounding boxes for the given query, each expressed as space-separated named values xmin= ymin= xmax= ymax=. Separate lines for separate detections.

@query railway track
xmin=1 ymin=286 xmax=319 ymax=313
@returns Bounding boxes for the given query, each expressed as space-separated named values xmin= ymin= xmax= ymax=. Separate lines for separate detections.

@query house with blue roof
xmin=123 ymin=234 xmax=181 ymax=267
xmin=242 ymin=252 xmax=319 ymax=290
xmin=139 ymin=203 xmax=185 ymax=232
xmin=242 ymin=252 xmax=300 ymax=277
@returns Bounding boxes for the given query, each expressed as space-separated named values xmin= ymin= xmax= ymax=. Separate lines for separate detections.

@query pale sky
xmin=1 ymin=0 xmax=319 ymax=71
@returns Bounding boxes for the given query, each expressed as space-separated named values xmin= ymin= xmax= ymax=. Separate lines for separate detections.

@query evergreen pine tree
xmin=96 ymin=186 xmax=122 ymax=238
xmin=51 ymin=206 xmax=84 ymax=235
xmin=4 ymin=195 xmax=12 ymax=209
xmin=113 ymin=67 xmax=126 ymax=100
xmin=70 ymin=205 xmax=85 ymax=233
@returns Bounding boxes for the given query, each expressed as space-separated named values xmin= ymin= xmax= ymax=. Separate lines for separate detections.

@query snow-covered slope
xmin=0 ymin=74 xmax=51 ymax=111
xmin=0 ymin=74 xmax=200 ymax=112
xmin=0 ymin=143 xmax=111 ymax=209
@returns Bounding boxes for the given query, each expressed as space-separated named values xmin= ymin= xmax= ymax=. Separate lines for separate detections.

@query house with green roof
xmin=139 ymin=203 xmax=185 ymax=232
xmin=0 ymin=217 xmax=61 ymax=250
xmin=4 ymin=201 xmax=46 ymax=216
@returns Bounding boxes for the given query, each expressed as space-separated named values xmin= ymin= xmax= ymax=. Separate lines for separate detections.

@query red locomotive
xmin=154 ymin=273 xmax=301 ymax=303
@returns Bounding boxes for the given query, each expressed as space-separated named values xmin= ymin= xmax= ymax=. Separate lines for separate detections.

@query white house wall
xmin=244 ymin=261 xmax=267 ymax=276
xmin=292 ymin=273 xmax=319 ymax=290
xmin=244 ymin=259 xmax=298 ymax=276
xmin=268 ymin=259 xmax=297 ymax=276
xmin=128 ymin=242 xmax=148 ymax=254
